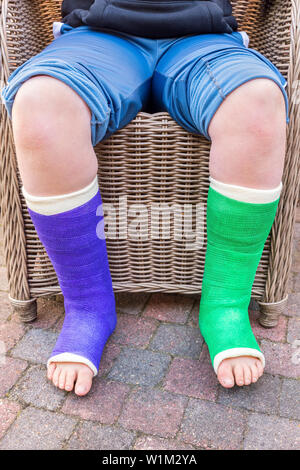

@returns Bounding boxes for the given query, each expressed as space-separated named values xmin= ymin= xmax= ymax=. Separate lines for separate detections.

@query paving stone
xmin=0 ymin=292 xmax=12 ymax=323
xmin=0 ymin=266 xmax=8 ymax=291
xmin=187 ymin=300 xmax=200 ymax=328
xmin=0 ymin=399 xmax=21 ymax=439
xmin=218 ymin=374 xmax=281 ymax=414
xmin=250 ymin=310 xmax=287 ymax=342
xmin=0 ymin=406 xmax=76 ymax=450
xmin=55 ymin=294 xmax=64 ymax=303
xmin=249 ymin=298 xmax=260 ymax=311
xmin=244 ymin=413 xmax=300 ymax=450
xmin=111 ymin=314 xmax=158 ymax=348
xmin=115 ymin=292 xmax=150 ymax=315
xmin=287 ymin=317 xmax=300 ymax=344
xmin=292 ymin=271 xmax=300 ymax=293
xmin=150 ymin=324 xmax=203 ymax=359
xmin=179 ymin=399 xmax=246 ymax=450
xmin=291 ymin=254 xmax=300 ymax=276
xmin=0 ymin=356 xmax=28 ymax=397
xmin=291 ymin=229 xmax=300 ymax=265
xmin=51 ymin=313 xmax=64 ymax=333
xmin=0 ymin=239 xmax=5 ymax=266
xmin=279 ymin=379 xmax=300 ymax=420
xmin=108 ymin=347 xmax=171 ymax=386
xmin=261 ymin=340 xmax=300 ymax=378
xmin=119 ymin=387 xmax=187 ymax=438
xmin=199 ymin=343 xmax=211 ymax=361
xmin=143 ymin=293 xmax=193 ymax=323
xmin=31 ymin=298 xmax=64 ymax=329
xmin=163 ymin=357 xmax=218 ymax=401
xmin=67 ymin=422 xmax=135 ymax=450
xmin=62 ymin=378 xmax=130 ymax=424
xmin=11 ymin=365 xmax=66 ymax=410
xmin=98 ymin=341 xmax=122 ymax=377
xmin=134 ymin=435 xmax=194 ymax=450
xmin=0 ymin=318 xmax=25 ymax=351
xmin=11 ymin=328 xmax=57 ymax=364
xmin=286 ymin=275 xmax=294 ymax=296
xmin=285 ymin=293 xmax=300 ymax=318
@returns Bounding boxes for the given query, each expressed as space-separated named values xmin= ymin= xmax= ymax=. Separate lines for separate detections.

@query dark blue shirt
xmin=61 ymin=1 xmax=238 ymax=38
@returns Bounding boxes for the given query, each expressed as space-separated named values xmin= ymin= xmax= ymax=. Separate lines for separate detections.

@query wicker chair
xmin=0 ymin=0 xmax=299 ymax=327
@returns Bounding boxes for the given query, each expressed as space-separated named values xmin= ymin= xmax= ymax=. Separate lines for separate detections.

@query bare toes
xmin=251 ymin=363 xmax=259 ymax=383
xmin=52 ymin=366 xmax=61 ymax=388
xmin=217 ymin=362 xmax=235 ymax=388
xmin=58 ymin=369 xmax=66 ymax=390
xmin=256 ymin=360 xmax=264 ymax=377
xmin=243 ymin=365 xmax=252 ymax=386
xmin=65 ymin=370 xmax=77 ymax=392
xmin=75 ymin=368 xmax=93 ymax=396
xmin=47 ymin=363 xmax=56 ymax=381
xmin=233 ymin=364 xmax=244 ymax=386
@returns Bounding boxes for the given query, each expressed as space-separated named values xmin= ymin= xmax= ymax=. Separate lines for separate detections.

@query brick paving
xmin=0 ymin=211 xmax=299 ymax=450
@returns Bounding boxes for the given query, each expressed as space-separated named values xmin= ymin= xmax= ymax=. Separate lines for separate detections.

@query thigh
xmin=152 ymin=31 xmax=289 ymax=140
xmin=1 ymin=26 xmax=156 ymax=146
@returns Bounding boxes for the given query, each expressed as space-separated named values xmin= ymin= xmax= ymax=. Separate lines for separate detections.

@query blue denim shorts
xmin=1 ymin=23 xmax=289 ymax=145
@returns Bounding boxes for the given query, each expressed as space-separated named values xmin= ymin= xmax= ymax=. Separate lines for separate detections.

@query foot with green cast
xmin=199 ymin=184 xmax=280 ymax=388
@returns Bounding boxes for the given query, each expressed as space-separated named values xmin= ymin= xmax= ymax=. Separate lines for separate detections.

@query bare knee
xmin=12 ymin=75 xmax=92 ymax=150
xmin=208 ymin=78 xmax=286 ymax=148
xmin=209 ymin=79 xmax=286 ymax=187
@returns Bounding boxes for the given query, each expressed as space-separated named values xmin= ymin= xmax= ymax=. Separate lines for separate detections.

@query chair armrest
xmin=0 ymin=0 xmax=62 ymax=78
xmin=264 ymin=0 xmax=300 ymax=301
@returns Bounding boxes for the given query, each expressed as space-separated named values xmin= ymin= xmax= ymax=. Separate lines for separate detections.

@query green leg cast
xmin=199 ymin=187 xmax=280 ymax=374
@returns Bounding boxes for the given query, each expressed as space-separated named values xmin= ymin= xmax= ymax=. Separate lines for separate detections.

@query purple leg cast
xmin=28 ymin=191 xmax=117 ymax=376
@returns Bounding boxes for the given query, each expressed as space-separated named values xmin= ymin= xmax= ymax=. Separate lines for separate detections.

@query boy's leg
xmin=208 ymin=79 xmax=286 ymax=190
xmin=12 ymin=76 xmax=96 ymax=196
xmin=152 ymin=32 xmax=288 ymax=387
xmin=12 ymin=76 xmax=114 ymax=396
xmin=3 ymin=26 xmax=156 ymax=395
xmin=204 ymin=78 xmax=286 ymax=388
